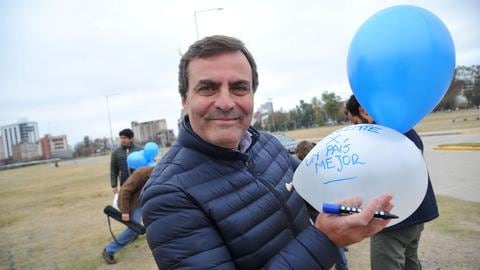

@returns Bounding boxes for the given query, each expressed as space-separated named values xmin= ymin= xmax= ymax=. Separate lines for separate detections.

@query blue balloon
xmin=143 ymin=142 xmax=159 ymax=161
xmin=127 ymin=150 xmax=148 ymax=169
xmin=148 ymin=160 xmax=157 ymax=167
xmin=347 ymin=5 xmax=455 ymax=133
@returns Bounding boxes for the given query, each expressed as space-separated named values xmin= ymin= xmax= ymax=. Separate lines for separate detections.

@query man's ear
xmin=181 ymin=96 xmax=187 ymax=108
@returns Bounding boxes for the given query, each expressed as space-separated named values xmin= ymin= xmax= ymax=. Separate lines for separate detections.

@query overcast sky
xmin=1 ymin=0 xmax=479 ymax=145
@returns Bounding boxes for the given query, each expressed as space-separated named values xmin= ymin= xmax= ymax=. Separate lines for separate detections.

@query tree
xmin=436 ymin=65 xmax=480 ymax=110
xmin=311 ymin=97 xmax=326 ymax=125
xmin=294 ymin=100 xmax=315 ymax=128
xmin=435 ymin=78 xmax=464 ymax=110
xmin=464 ymin=68 xmax=480 ymax=107
xmin=321 ymin=91 xmax=341 ymax=122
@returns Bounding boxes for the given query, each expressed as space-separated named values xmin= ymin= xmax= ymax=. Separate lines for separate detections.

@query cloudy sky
xmin=1 ymin=0 xmax=479 ymax=145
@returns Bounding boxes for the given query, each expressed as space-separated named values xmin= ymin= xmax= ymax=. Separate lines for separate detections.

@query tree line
xmin=253 ymin=91 xmax=346 ymax=132
xmin=255 ymin=65 xmax=479 ymax=133
xmin=435 ymin=65 xmax=480 ymax=111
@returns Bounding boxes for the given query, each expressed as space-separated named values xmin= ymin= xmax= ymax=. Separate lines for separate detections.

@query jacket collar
xmin=178 ymin=116 xmax=259 ymax=162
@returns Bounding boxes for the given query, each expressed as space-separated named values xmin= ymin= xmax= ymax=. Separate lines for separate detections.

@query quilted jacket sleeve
xmin=264 ymin=226 xmax=340 ymax=269
xmin=142 ymin=182 xmax=236 ymax=270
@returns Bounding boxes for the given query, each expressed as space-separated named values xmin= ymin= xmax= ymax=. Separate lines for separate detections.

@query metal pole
xmin=193 ymin=8 xmax=223 ymax=40
xmin=194 ymin=11 xmax=199 ymax=40
xmin=106 ymin=95 xmax=115 ymax=148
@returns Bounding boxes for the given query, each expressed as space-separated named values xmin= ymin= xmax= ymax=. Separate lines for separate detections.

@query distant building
xmin=0 ymin=135 xmax=5 ymax=160
xmin=1 ymin=121 xmax=39 ymax=158
xmin=12 ymin=142 xmax=42 ymax=161
xmin=131 ymin=119 xmax=176 ymax=147
xmin=253 ymin=100 xmax=275 ymax=129
xmin=40 ymin=134 xmax=73 ymax=159
xmin=259 ymin=100 xmax=274 ymax=115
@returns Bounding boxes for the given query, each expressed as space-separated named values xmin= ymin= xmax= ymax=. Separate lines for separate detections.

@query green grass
xmin=1 ymin=158 xmax=479 ymax=269
xmin=438 ymin=142 xmax=480 ymax=147
xmin=348 ymin=195 xmax=480 ymax=269
xmin=429 ymin=195 xmax=480 ymax=238
xmin=0 ymin=162 xmax=155 ymax=269
xmin=284 ymin=108 xmax=480 ymax=140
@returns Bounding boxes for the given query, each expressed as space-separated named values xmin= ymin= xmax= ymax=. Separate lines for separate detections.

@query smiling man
xmin=182 ymin=50 xmax=253 ymax=150
xmin=141 ymin=35 xmax=394 ymax=270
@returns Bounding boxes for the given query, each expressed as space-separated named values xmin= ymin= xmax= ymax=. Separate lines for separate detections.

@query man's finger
xmin=339 ymin=196 xmax=362 ymax=208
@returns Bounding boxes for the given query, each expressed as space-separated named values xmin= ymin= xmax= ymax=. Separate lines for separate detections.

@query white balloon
xmin=293 ymin=124 xmax=428 ymax=227
xmin=112 ymin=193 xmax=119 ymax=210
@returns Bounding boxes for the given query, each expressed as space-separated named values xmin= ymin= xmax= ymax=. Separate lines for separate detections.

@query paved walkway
xmin=422 ymin=132 xmax=480 ymax=202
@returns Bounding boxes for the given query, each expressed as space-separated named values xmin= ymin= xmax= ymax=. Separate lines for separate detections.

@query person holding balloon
xmin=109 ymin=128 xmax=142 ymax=194
xmin=345 ymin=95 xmax=439 ymax=269
xmin=346 ymin=4 xmax=454 ymax=269
xmin=141 ymin=35 xmax=395 ymax=270
xmin=102 ymin=148 xmax=157 ymax=264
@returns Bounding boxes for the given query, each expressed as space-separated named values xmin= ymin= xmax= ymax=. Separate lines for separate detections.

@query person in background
xmin=296 ymin=140 xmax=349 ymax=270
xmin=345 ymin=94 xmax=439 ymax=270
xmin=110 ymin=128 xmax=142 ymax=194
xmin=102 ymin=166 xmax=154 ymax=264
xmin=141 ymin=35 xmax=394 ymax=270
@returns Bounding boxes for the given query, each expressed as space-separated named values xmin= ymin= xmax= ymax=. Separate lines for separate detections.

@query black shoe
xmin=102 ymin=248 xmax=116 ymax=264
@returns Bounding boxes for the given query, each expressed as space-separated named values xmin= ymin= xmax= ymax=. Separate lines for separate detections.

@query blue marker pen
xmin=322 ymin=203 xmax=398 ymax=219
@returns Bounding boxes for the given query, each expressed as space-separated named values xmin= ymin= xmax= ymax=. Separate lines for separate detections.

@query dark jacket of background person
xmin=141 ymin=118 xmax=340 ymax=270
xmin=119 ymin=166 xmax=154 ymax=214
xmin=110 ymin=144 xmax=142 ymax=188
xmin=383 ymin=129 xmax=439 ymax=232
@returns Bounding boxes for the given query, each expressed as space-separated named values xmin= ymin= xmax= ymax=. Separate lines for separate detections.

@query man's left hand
xmin=314 ymin=193 xmax=393 ymax=246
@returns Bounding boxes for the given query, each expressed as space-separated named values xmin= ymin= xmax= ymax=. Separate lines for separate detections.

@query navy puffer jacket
xmin=141 ymin=118 xmax=339 ymax=269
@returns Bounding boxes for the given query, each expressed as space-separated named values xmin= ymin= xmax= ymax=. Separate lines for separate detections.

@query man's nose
xmin=214 ymin=87 xmax=235 ymax=111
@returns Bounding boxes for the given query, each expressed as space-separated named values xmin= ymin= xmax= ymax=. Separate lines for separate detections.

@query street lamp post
xmin=105 ymin=94 xmax=118 ymax=149
xmin=194 ymin=7 xmax=223 ymax=40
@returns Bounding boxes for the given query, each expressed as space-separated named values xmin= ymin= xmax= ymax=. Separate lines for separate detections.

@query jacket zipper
xmin=243 ymin=159 xmax=299 ymax=236
xmin=126 ymin=148 xmax=131 ymax=176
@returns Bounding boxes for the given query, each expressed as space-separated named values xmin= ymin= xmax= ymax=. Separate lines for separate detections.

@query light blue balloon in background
xmin=148 ymin=160 xmax=157 ymax=167
xmin=127 ymin=150 xmax=148 ymax=169
xmin=143 ymin=142 xmax=159 ymax=161
xmin=347 ymin=5 xmax=455 ymax=133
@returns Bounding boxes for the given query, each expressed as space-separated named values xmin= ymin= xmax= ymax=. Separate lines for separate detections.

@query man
xmin=103 ymin=166 xmax=154 ymax=264
xmin=110 ymin=128 xmax=142 ymax=194
xmin=345 ymin=95 xmax=439 ymax=270
xmin=141 ymin=35 xmax=394 ymax=269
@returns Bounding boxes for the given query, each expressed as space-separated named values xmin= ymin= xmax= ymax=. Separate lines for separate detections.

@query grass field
xmin=0 ymin=109 xmax=479 ymax=269
xmin=0 ymin=161 xmax=479 ymax=269
xmin=284 ymin=108 xmax=480 ymax=140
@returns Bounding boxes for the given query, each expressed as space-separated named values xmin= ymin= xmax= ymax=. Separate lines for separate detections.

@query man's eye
xmin=231 ymin=85 xmax=250 ymax=95
xmin=197 ymin=86 xmax=216 ymax=95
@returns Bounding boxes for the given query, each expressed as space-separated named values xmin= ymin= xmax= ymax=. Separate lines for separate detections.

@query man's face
xmin=120 ymin=135 xmax=133 ymax=147
xmin=182 ymin=51 xmax=254 ymax=149
xmin=347 ymin=112 xmax=365 ymax=125
xmin=347 ymin=108 xmax=372 ymax=125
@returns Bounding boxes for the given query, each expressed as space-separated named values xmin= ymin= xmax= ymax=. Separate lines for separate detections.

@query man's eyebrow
xmin=229 ymin=80 xmax=250 ymax=87
xmin=194 ymin=80 xmax=220 ymax=88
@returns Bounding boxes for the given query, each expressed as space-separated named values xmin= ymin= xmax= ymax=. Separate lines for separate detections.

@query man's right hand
xmin=314 ymin=193 xmax=394 ymax=247
xmin=112 ymin=187 xmax=118 ymax=194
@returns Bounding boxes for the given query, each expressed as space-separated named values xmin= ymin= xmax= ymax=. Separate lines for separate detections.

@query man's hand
xmin=314 ymin=194 xmax=394 ymax=246
xmin=122 ymin=213 xmax=130 ymax=221
xmin=112 ymin=187 xmax=118 ymax=194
